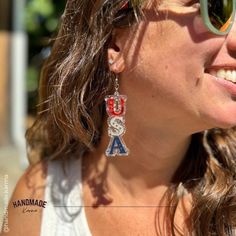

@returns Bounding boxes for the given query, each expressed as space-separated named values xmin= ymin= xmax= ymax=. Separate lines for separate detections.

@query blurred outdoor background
xmin=0 ymin=0 xmax=65 ymax=228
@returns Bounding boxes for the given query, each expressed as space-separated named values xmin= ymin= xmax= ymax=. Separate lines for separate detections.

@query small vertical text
xmin=1 ymin=174 xmax=10 ymax=233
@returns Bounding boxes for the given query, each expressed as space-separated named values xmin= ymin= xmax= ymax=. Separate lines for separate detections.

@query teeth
xmin=209 ymin=69 xmax=236 ymax=83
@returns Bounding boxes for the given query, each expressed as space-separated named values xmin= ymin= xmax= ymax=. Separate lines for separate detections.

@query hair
xmin=26 ymin=0 xmax=236 ymax=235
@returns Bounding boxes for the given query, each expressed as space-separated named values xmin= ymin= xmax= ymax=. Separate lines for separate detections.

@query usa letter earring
xmin=105 ymin=74 xmax=129 ymax=157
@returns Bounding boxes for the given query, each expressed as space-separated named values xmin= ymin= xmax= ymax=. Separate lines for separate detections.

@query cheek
xmin=122 ymin=17 xmax=236 ymax=130
xmin=123 ymin=25 xmax=203 ymax=110
xmin=193 ymin=15 xmax=209 ymax=35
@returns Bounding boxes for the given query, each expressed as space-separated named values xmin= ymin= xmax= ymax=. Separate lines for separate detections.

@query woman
xmin=2 ymin=0 xmax=236 ymax=235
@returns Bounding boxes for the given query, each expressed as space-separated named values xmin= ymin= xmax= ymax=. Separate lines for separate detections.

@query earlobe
xmin=107 ymin=48 xmax=125 ymax=73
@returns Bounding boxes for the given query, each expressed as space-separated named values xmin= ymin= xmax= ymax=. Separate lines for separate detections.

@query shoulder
xmin=1 ymin=160 xmax=48 ymax=236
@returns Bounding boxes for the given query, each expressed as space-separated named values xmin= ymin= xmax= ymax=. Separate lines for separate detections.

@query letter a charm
xmin=105 ymin=76 xmax=129 ymax=157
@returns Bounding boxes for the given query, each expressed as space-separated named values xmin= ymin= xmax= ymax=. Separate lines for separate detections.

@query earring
xmin=108 ymin=59 xmax=114 ymax=65
xmin=105 ymin=74 xmax=129 ymax=157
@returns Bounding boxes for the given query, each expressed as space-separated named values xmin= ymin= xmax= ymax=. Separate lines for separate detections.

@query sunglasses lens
xmin=208 ymin=0 xmax=233 ymax=32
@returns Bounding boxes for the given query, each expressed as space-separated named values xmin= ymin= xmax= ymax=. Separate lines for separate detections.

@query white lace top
xmin=40 ymin=157 xmax=235 ymax=236
xmin=40 ymin=158 xmax=92 ymax=236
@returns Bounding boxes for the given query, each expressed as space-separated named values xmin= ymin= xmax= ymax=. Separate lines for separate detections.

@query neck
xmin=85 ymin=115 xmax=192 ymax=205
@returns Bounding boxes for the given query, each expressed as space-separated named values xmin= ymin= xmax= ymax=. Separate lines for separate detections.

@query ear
xmin=107 ymin=33 xmax=125 ymax=73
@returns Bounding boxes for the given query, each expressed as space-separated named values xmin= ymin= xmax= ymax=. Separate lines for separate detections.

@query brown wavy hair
xmin=26 ymin=0 xmax=236 ymax=235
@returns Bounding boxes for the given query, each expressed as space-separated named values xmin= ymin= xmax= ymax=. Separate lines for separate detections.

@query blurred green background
xmin=0 ymin=0 xmax=66 ymax=229
xmin=25 ymin=0 xmax=65 ymax=114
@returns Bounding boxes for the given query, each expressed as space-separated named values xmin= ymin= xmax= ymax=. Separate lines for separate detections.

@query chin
xmin=197 ymin=110 xmax=236 ymax=131
xmin=216 ymin=122 xmax=236 ymax=130
xmin=204 ymin=116 xmax=236 ymax=130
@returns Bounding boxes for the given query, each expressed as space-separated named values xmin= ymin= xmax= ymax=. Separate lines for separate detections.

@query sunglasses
xmin=200 ymin=0 xmax=236 ymax=35
xmin=119 ymin=0 xmax=236 ymax=35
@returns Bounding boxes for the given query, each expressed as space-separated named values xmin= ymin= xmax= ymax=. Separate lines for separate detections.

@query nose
xmin=226 ymin=15 xmax=236 ymax=51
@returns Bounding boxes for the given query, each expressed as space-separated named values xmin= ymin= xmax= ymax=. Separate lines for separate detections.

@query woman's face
xmin=111 ymin=0 xmax=236 ymax=134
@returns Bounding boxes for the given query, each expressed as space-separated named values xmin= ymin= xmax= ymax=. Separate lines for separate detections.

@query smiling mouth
xmin=206 ymin=68 xmax=236 ymax=84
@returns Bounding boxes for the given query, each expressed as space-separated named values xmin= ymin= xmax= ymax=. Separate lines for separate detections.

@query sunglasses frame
xmin=200 ymin=0 xmax=236 ymax=35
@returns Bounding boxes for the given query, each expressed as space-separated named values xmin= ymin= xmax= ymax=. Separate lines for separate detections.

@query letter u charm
xmin=105 ymin=76 xmax=129 ymax=157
